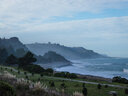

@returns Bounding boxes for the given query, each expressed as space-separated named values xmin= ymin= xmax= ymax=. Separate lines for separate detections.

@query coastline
xmin=76 ymin=74 xmax=112 ymax=82
xmin=39 ymin=62 xmax=112 ymax=82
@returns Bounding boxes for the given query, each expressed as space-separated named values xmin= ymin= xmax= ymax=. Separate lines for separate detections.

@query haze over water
xmin=55 ymin=58 xmax=128 ymax=79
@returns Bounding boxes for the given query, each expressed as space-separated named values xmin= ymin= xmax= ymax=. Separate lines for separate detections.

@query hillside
xmin=0 ymin=37 xmax=70 ymax=65
xmin=26 ymin=43 xmax=106 ymax=59
xmin=36 ymin=51 xmax=71 ymax=64
xmin=0 ymin=37 xmax=28 ymax=51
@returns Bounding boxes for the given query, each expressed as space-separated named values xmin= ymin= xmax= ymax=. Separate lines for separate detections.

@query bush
xmin=83 ymin=83 xmax=85 ymax=88
xmin=125 ymin=89 xmax=128 ymax=94
xmin=105 ymin=85 xmax=108 ymax=88
xmin=40 ymin=73 xmax=44 ymax=77
xmin=112 ymin=76 xmax=128 ymax=84
xmin=23 ymin=64 xmax=45 ymax=74
xmin=18 ymin=70 xmax=20 ymax=74
xmin=97 ymin=84 xmax=101 ymax=89
xmin=70 ymin=73 xmax=77 ymax=78
xmin=32 ymin=73 xmax=34 ymax=76
xmin=82 ymin=87 xmax=87 ymax=96
xmin=45 ymin=68 xmax=53 ymax=73
xmin=38 ymin=78 xmax=41 ymax=81
xmin=60 ymin=83 xmax=66 ymax=89
xmin=24 ymin=72 xmax=27 ymax=75
xmin=54 ymin=72 xmax=77 ymax=78
xmin=25 ymin=76 xmax=28 ymax=79
xmin=0 ymin=81 xmax=16 ymax=96
xmin=10 ymin=69 xmax=13 ymax=72
xmin=50 ymin=81 xmax=55 ymax=87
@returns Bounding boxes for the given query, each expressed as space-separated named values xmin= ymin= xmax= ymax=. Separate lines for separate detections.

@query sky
xmin=0 ymin=0 xmax=128 ymax=57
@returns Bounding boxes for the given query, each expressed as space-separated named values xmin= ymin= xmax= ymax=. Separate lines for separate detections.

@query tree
xmin=69 ymin=73 xmax=77 ymax=78
xmin=22 ymin=64 xmax=45 ymax=74
xmin=82 ymin=87 xmax=87 ymax=96
xmin=112 ymin=76 xmax=128 ymax=84
xmin=45 ymin=68 xmax=53 ymax=73
xmin=18 ymin=51 xmax=37 ymax=67
xmin=5 ymin=54 xmax=18 ymax=65
xmin=0 ymin=48 xmax=8 ymax=64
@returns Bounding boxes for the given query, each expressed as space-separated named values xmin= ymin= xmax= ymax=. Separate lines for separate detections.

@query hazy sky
xmin=0 ymin=0 xmax=128 ymax=57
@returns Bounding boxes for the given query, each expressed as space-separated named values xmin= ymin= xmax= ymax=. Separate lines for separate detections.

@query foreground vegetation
xmin=0 ymin=65 xmax=128 ymax=96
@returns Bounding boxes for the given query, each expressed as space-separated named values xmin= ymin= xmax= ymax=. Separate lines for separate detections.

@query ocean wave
xmin=123 ymin=69 xmax=128 ymax=73
xmin=103 ymin=63 xmax=112 ymax=65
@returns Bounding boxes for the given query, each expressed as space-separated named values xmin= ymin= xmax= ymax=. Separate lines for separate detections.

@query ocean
xmin=55 ymin=58 xmax=128 ymax=79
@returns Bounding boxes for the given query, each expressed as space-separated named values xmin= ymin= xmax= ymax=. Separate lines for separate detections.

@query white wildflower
xmin=31 ymin=81 xmax=47 ymax=91
xmin=3 ymin=71 xmax=16 ymax=79
xmin=73 ymin=91 xmax=84 ymax=96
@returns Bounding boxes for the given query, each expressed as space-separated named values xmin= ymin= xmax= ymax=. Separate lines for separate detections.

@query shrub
xmin=16 ymin=78 xmax=29 ymax=90
xmin=45 ymin=68 xmax=53 ymax=73
xmin=60 ymin=83 xmax=66 ymax=89
xmin=23 ymin=64 xmax=45 ymax=74
xmin=5 ymin=67 xmax=7 ymax=70
xmin=30 ymin=82 xmax=47 ymax=91
xmin=82 ymin=87 xmax=87 ymax=96
xmin=112 ymin=76 xmax=128 ymax=84
xmin=125 ymin=89 xmax=128 ymax=94
xmin=97 ymin=84 xmax=102 ymax=89
xmin=32 ymin=73 xmax=34 ymax=76
xmin=0 ymin=81 xmax=16 ymax=96
xmin=25 ymin=76 xmax=29 ymax=79
xmin=105 ymin=85 xmax=108 ymax=88
xmin=40 ymin=73 xmax=44 ymax=77
xmin=83 ymin=83 xmax=85 ymax=88
xmin=38 ymin=78 xmax=41 ymax=81
xmin=10 ymin=69 xmax=13 ymax=72
xmin=18 ymin=70 xmax=20 ymax=74
xmin=54 ymin=72 xmax=77 ymax=78
xmin=24 ymin=72 xmax=27 ymax=75
xmin=50 ymin=81 xmax=55 ymax=87
xmin=70 ymin=73 xmax=77 ymax=78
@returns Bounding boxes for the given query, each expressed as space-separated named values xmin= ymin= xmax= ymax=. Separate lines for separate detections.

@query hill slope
xmin=0 ymin=37 xmax=70 ymax=65
xmin=26 ymin=43 xmax=106 ymax=59
xmin=37 ymin=51 xmax=70 ymax=63
xmin=0 ymin=37 xmax=28 ymax=51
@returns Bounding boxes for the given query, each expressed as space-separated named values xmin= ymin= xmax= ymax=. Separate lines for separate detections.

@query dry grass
xmin=73 ymin=91 xmax=84 ymax=96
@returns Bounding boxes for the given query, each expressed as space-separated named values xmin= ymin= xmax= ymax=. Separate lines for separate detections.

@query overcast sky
xmin=0 ymin=0 xmax=128 ymax=57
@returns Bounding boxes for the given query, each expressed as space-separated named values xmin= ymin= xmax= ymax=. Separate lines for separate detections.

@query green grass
xmin=0 ymin=65 xmax=128 ymax=96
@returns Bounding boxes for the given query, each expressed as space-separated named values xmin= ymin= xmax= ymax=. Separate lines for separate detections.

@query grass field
xmin=0 ymin=65 xmax=128 ymax=96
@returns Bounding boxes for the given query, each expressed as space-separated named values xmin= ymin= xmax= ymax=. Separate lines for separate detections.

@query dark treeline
xmin=0 ymin=47 xmax=26 ymax=64
xmin=0 ymin=49 xmax=77 ymax=79
xmin=112 ymin=76 xmax=128 ymax=84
